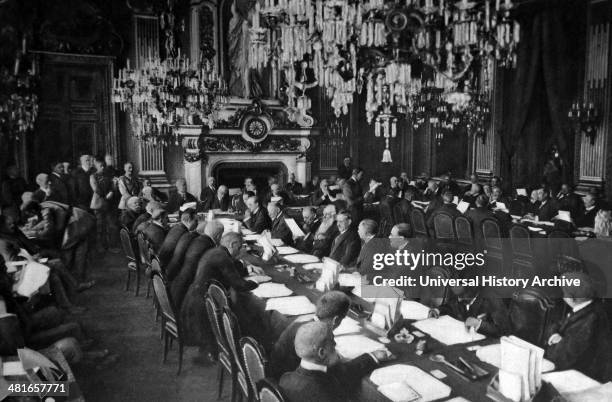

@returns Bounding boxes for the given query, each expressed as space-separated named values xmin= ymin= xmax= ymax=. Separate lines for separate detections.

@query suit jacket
xmin=142 ymin=222 xmax=168 ymax=254
xmin=165 ymin=231 xmax=198 ymax=282
xmin=271 ymin=214 xmax=294 ymax=246
xmin=199 ymin=186 xmax=217 ymax=211
xmin=545 ymin=302 xmax=612 ymax=382
xmin=346 ymin=178 xmax=364 ymax=209
xmin=426 ymin=203 xmax=461 ymax=233
xmin=556 ymin=192 xmax=582 ymax=218
xmin=356 ymin=237 xmax=388 ymax=278
xmin=329 ymin=229 xmax=361 ymax=266
xmin=158 ymin=223 xmax=188 ymax=267
xmin=180 ymin=246 xmax=256 ymax=346
xmin=71 ymin=167 xmax=93 ymax=210
xmin=211 ymin=194 xmax=230 ymax=211
xmin=393 ymin=199 xmax=413 ymax=224
xmin=169 ymin=234 xmax=216 ymax=308
xmin=32 ymin=189 xmax=49 ymax=203
xmin=576 ymin=206 xmax=598 ymax=228
xmin=312 ymin=223 xmax=339 ymax=258
xmin=167 ymin=191 xmax=197 ymax=213
xmin=244 ymin=208 xmax=272 ymax=233
xmin=439 ymin=294 xmax=510 ymax=337
xmin=285 ymin=181 xmax=303 ymax=195
xmin=49 ymin=173 xmax=70 ymax=204
xmin=119 ymin=209 xmax=140 ymax=230
xmin=537 ymin=200 xmax=559 ymax=221
xmin=295 ymin=218 xmax=321 ymax=252
xmin=465 ymin=207 xmax=497 ymax=242
xmin=338 ymin=164 xmax=352 ymax=180
xmin=132 ymin=213 xmax=151 ymax=234
xmin=312 ymin=190 xmax=334 ymax=206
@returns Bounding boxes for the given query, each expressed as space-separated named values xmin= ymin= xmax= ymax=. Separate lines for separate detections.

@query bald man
xmin=32 ymin=173 xmax=52 ymax=203
xmin=211 ymin=185 xmax=230 ymax=211
xmin=167 ymin=178 xmax=197 ymax=213
xmin=268 ymin=203 xmax=293 ymax=246
xmin=119 ymin=196 xmax=143 ymax=230
xmin=71 ymin=154 xmax=93 ymax=210
xmin=158 ymin=209 xmax=198 ymax=267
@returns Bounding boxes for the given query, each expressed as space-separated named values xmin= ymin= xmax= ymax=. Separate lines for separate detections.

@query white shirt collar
xmin=586 ymin=205 xmax=596 ymax=211
xmin=300 ymin=360 xmax=327 ymax=373
xmin=363 ymin=235 xmax=374 ymax=244
xmin=572 ymin=300 xmax=593 ymax=313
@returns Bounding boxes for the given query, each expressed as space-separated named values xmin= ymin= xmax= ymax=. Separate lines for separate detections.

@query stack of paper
xmin=284 ymin=218 xmax=305 ymax=237
xmin=370 ymin=365 xmax=452 ymax=402
xmin=244 ymin=234 xmax=260 ymax=242
xmin=265 ymin=296 xmax=316 ymax=316
xmin=494 ymin=202 xmax=508 ymax=212
xmin=457 ymin=201 xmax=471 ymax=214
xmin=179 ymin=202 xmax=197 ymax=212
xmin=333 ymin=316 xmax=362 ymax=336
xmin=335 ymin=335 xmax=383 ymax=359
xmin=562 ymin=381 xmax=612 ymax=402
xmin=252 ymin=282 xmax=293 ymax=298
xmin=400 ymin=300 xmax=431 ymax=321
xmin=302 ymin=262 xmax=324 ymax=270
xmin=338 ymin=272 xmax=361 ymax=288
xmin=370 ymin=289 xmax=403 ymax=330
xmin=276 ymin=246 xmax=299 ymax=255
xmin=315 ymin=257 xmax=340 ymax=292
xmin=517 ymin=188 xmax=528 ymax=197
xmin=541 ymin=370 xmax=601 ymax=394
xmin=499 ymin=335 xmax=545 ymax=401
xmin=413 ymin=316 xmax=486 ymax=345
xmin=476 ymin=343 xmax=555 ymax=373
xmin=14 ymin=261 xmax=50 ymax=297
xmin=284 ymin=254 xmax=320 ymax=264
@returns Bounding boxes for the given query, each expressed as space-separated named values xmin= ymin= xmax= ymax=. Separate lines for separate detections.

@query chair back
xmin=553 ymin=255 xmax=585 ymax=275
xmin=151 ymin=256 xmax=163 ymax=276
xmin=205 ymin=296 xmax=230 ymax=356
xmin=257 ymin=379 xmax=286 ymax=402
xmin=222 ymin=306 xmax=242 ymax=368
xmin=410 ymin=208 xmax=429 ymax=238
xmin=509 ymin=288 xmax=555 ymax=346
xmin=137 ymin=232 xmax=152 ymax=267
xmin=378 ymin=201 xmax=395 ymax=237
xmin=419 ymin=265 xmax=452 ymax=308
xmin=152 ymin=273 xmax=176 ymax=324
xmin=548 ymin=230 xmax=579 ymax=260
xmin=481 ymin=218 xmax=503 ymax=251
xmin=120 ymin=227 xmax=137 ymax=262
xmin=208 ymin=280 xmax=229 ymax=309
xmin=240 ymin=336 xmax=267 ymax=400
xmin=433 ymin=212 xmax=456 ymax=240
xmin=455 ymin=215 xmax=474 ymax=247
xmin=509 ymin=224 xmax=533 ymax=259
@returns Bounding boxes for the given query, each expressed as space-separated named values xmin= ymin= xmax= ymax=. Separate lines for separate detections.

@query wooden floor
xmin=73 ymin=251 xmax=229 ymax=402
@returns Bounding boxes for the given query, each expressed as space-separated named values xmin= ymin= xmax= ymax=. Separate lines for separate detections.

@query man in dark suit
xmin=353 ymin=219 xmax=381 ymax=277
xmin=167 ymin=178 xmax=197 ymax=213
xmin=71 ymin=154 xmax=93 ymax=210
xmin=285 ymin=173 xmax=303 ymax=195
xmin=158 ymin=209 xmax=197 ymax=267
xmin=438 ymin=173 xmax=461 ymax=196
xmin=268 ymin=203 xmax=293 ymax=246
xmin=312 ymin=205 xmax=340 ymax=258
xmin=576 ymin=192 xmax=598 ymax=228
xmin=32 ymin=173 xmax=52 ymax=203
xmin=210 ymin=185 xmax=230 ymax=211
xmin=556 ymin=183 xmax=582 ymax=219
xmin=169 ymin=220 xmax=223 ymax=309
xmin=295 ymin=207 xmax=321 ymax=252
xmin=265 ymin=183 xmax=290 ymax=207
xmin=535 ymin=188 xmax=559 ymax=222
xmin=337 ymin=156 xmax=352 ymax=180
xmin=119 ymin=196 xmax=143 ymax=230
xmin=466 ymin=194 xmax=497 ymax=244
xmin=426 ymin=190 xmax=461 ymax=234
xmin=243 ymin=195 xmax=271 ymax=233
xmin=545 ymin=272 xmax=612 ymax=382
xmin=165 ymin=229 xmax=198 ymax=282
xmin=393 ymin=187 xmax=416 ymax=224
xmin=345 ymin=168 xmax=364 ymax=225
xmin=49 ymin=161 xmax=70 ymax=204
xmin=311 ymin=179 xmax=336 ymax=206
xmin=180 ymin=232 xmax=258 ymax=359
xmin=329 ymin=210 xmax=361 ymax=266
xmin=199 ymin=176 xmax=217 ymax=211
xmin=279 ymin=320 xmax=392 ymax=402
xmin=142 ymin=207 xmax=169 ymax=254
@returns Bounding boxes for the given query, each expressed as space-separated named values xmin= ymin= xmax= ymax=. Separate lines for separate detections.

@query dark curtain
xmin=500 ymin=0 xmax=586 ymax=189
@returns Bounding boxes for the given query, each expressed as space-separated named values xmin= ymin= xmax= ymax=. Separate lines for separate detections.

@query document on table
xmin=302 ymin=262 xmax=324 ymax=270
xmin=370 ymin=364 xmax=452 ymax=402
xmin=334 ymin=335 xmax=383 ymax=360
xmin=244 ymin=234 xmax=260 ymax=242
xmin=457 ymin=201 xmax=470 ymax=214
xmin=400 ymin=300 xmax=431 ymax=321
xmin=179 ymin=202 xmax=197 ymax=212
xmin=283 ymin=254 xmax=320 ymax=264
xmin=270 ymin=238 xmax=284 ymax=247
xmin=562 ymin=382 xmax=612 ymax=402
xmin=517 ymin=188 xmax=528 ymax=197
xmin=14 ymin=261 xmax=50 ymax=297
xmin=252 ymin=282 xmax=293 ymax=298
xmin=333 ymin=316 xmax=362 ymax=336
xmin=284 ymin=218 xmax=305 ymax=238
xmin=413 ymin=316 xmax=486 ymax=345
xmin=499 ymin=335 xmax=546 ymax=401
xmin=338 ymin=273 xmax=361 ymax=288
xmin=265 ymin=296 xmax=316 ymax=316
xmin=476 ymin=343 xmax=555 ymax=373
xmin=2 ymin=361 xmax=26 ymax=376
xmin=541 ymin=370 xmax=601 ymax=394
xmin=494 ymin=202 xmax=507 ymax=211
xmin=276 ymin=246 xmax=299 ymax=255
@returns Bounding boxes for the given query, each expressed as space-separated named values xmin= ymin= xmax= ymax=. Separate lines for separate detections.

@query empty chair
xmin=433 ymin=212 xmax=456 ymax=241
xmin=240 ymin=336 xmax=268 ymax=401
xmin=509 ymin=288 xmax=556 ymax=347
xmin=419 ymin=265 xmax=452 ymax=308
xmin=257 ymin=379 xmax=286 ymax=402
xmin=481 ymin=218 xmax=505 ymax=274
xmin=152 ymin=273 xmax=184 ymax=375
xmin=205 ymin=296 xmax=232 ymax=399
xmin=119 ymin=227 xmax=140 ymax=296
xmin=410 ymin=208 xmax=429 ymax=238
xmin=454 ymin=215 xmax=474 ymax=250
xmin=222 ymin=306 xmax=249 ymax=402
xmin=377 ymin=201 xmax=395 ymax=237
xmin=509 ymin=224 xmax=535 ymax=277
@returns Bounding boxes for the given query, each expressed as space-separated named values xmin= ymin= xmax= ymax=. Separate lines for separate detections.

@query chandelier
xmin=112 ymin=51 xmax=229 ymax=146
xmin=251 ymin=0 xmax=519 ymax=159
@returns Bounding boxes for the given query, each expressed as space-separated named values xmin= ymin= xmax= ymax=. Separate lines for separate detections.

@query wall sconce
xmin=568 ymin=101 xmax=599 ymax=144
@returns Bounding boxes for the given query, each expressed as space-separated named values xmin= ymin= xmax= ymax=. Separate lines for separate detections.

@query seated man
xmin=142 ymin=205 xmax=169 ymax=254
xmin=268 ymin=203 xmax=293 ymax=246
xmin=465 ymin=194 xmax=498 ymax=244
xmin=312 ymin=205 xmax=339 ymax=258
xmin=119 ymin=196 xmax=143 ymax=230
xmin=199 ymin=177 xmax=217 ymax=211
xmin=393 ymin=187 xmax=416 ymax=224
xmin=266 ymin=183 xmax=290 ymax=206
xmin=243 ymin=196 xmax=271 ymax=233
xmin=430 ymin=275 xmax=510 ymax=337
xmin=353 ymin=219 xmax=379 ymax=276
xmin=279 ymin=320 xmax=391 ymax=402
xmin=285 ymin=172 xmax=303 ymax=196
xmin=545 ymin=272 xmax=612 ymax=382
xmin=556 ymin=183 xmax=582 ymax=219
xmin=32 ymin=173 xmax=53 ymax=203
xmin=576 ymin=192 xmax=598 ymax=228
xmin=329 ymin=210 xmax=361 ymax=267
xmin=529 ymin=188 xmax=558 ymax=222
xmin=158 ymin=209 xmax=197 ymax=267
xmin=295 ymin=207 xmax=320 ymax=252
xmin=311 ymin=179 xmax=336 ymax=207
xmin=166 ymin=178 xmax=197 ymax=213
xmin=231 ymin=190 xmax=253 ymax=215
xmin=211 ymin=185 xmax=230 ymax=211
xmin=133 ymin=201 xmax=164 ymax=234
xmin=426 ymin=190 xmax=461 ymax=234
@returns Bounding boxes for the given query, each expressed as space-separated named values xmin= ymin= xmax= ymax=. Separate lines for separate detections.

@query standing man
xmin=72 ymin=154 xmax=93 ymax=211
xmin=345 ymin=168 xmax=364 ymax=225
xmin=200 ymin=177 xmax=217 ymax=211
xmin=285 ymin=173 xmax=303 ymax=196
xmin=49 ymin=161 xmax=71 ymax=204
xmin=337 ymin=156 xmax=352 ymax=180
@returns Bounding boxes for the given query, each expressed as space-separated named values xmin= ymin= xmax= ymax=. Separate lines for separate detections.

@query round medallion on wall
xmin=241 ymin=114 xmax=272 ymax=144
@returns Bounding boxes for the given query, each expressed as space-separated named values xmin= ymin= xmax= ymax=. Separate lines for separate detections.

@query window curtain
xmin=500 ymin=0 xmax=586 ymax=189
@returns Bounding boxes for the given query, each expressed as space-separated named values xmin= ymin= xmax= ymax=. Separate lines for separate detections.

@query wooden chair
xmin=151 ymin=257 xmax=164 ymax=327
xmin=257 ymin=379 xmax=286 ymax=402
xmin=136 ymin=232 xmax=153 ymax=297
xmin=222 ymin=306 xmax=249 ymax=402
xmin=481 ymin=218 xmax=505 ymax=274
xmin=240 ymin=336 xmax=268 ymax=401
xmin=208 ymin=279 xmax=229 ymax=309
xmin=119 ymin=227 xmax=140 ymax=296
xmin=419 ymin=265 xmax=452 ymax=308
xmin=205 ymin=296 xmax=233 ymax=400
xmin=548 ymin=230 xmax=579 ymax=260
xmin=410 ymin=208 xmax=429 ymax=238
xmin=454 ymin=215 xmax=474 ymax=250
xmin=509 ymin=288 xmax=556 ymax=347
xmin=509 ymin=224 xmax=535 ymax=277
xmin=152 ymin=272 xmax=184 ymax=375
xmin=433 ymin=212 xmax=456 ymax=241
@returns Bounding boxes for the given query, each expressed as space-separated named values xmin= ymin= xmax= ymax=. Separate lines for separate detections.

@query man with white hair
xmin=244 ymin=196 xmax=271 ymax=233
xmin=32 ymin=173 xmax=52 ymax=203
xmin=119 ymin=196 xmax=143 ymax=230
xmin=268 ymin=203 xmax=293 ymax=246
xmin=158 ymin=208 xmax=198 ymax=266
xmin=133 ymin=200 xmax=164 ymax=234
xmin=266 ymin=182 xmax=289 ymax=206
xmin=295 ymin=207 xmax=320 ymax=252
xmin=200 ymin=176 xmax=217 ymax=211
xmin=142 ymin=204 xmax=168 ymax=253
xmin=167 ymin=178 xmax=197 ymax=213
xmin=312 ymin=204 xmax=339 ymax=258
xmin=285 ymin=172 xmax=303 ymax=195
xmin=211 ymin=185 xmax=230 ymax=211
xmin=49 ymin=161 xmax=70 ymax=204
xmin=71 ymin=154 xmax=93 ymax=210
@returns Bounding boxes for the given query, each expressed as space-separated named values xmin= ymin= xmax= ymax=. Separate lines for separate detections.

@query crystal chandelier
xmin=250 ymin=0 xmax=519 ymax=158
xmin=112 ymin=52 xmax=229 ymax=146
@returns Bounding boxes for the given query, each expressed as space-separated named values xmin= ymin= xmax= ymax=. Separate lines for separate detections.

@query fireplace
xmin=213 ymin=161 xmax=288 ymax=189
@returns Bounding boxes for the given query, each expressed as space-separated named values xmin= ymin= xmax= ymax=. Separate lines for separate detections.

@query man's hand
xmin=428 ymin=308 xmax=440 ymax=318
xmin=106 ymin=191 xmax=114 ymax=200
xmin=371 ymin=348 xmax=395 ymax=363
xmin=548 ymin=333 xmax=562 ymax=345
xmin=17 ymin=248 xmax=35 ymax=262
xmin=465 ymin=317 xmax=482 ymax=331
xmin=248 ymin=264 xmax=266 ymax=275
